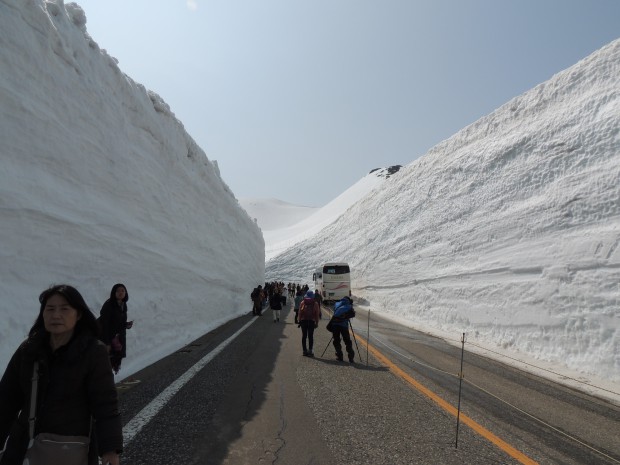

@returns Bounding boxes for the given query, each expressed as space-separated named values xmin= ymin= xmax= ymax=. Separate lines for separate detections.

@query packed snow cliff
xmin=267 ymin=40 xmax=620 ymax=383
xmin=0 ymin=0 xmax=264 ymax=377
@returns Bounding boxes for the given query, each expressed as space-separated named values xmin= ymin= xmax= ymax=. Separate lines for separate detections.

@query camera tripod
xmin=320 ymin=318 xmax=362 ymax=361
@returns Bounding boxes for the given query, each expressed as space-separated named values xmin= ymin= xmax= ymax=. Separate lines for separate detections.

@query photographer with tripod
xmin=329 ymin=296 xmax=356 ymax=363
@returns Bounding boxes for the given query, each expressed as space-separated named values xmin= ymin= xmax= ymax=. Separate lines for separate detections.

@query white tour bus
xmin=313 ymin=262 xmax=351 ymax=302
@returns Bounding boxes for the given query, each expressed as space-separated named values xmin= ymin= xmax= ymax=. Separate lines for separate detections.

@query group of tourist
xmin=0 ymin=278 xmax=354 ymax=464
xmin=250 ymin=281 xmax=355 ymax=361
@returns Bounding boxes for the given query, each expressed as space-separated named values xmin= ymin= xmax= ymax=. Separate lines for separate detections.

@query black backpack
xmin=343 ymin=307 xmax=356 ymax=319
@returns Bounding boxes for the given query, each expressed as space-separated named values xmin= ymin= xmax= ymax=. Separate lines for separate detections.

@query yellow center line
xmin=354 ymin=331 xmax=539 ymax=465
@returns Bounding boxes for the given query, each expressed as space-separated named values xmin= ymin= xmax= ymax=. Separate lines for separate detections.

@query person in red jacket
xmin=298 ymin=291 xmax=320 ymax=357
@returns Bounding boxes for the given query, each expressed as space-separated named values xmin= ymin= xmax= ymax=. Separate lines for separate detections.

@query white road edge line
xmin=122 ymin=316 xmax=257 ymax=445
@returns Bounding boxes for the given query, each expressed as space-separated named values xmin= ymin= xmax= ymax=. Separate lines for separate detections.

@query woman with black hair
xmin=0 ymin=284 xmax=123 ymax=465
xmin=99 ymin=283 xmax=133 ymax=374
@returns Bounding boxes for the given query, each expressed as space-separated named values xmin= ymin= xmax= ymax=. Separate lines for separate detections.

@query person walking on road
xmin=314 ymin=289 xmax=323 ymax=319
xmin=293 ymin=289 xmax=304 ymax=325
xmin=0 ymin=284 xmax=123 ymax=465
xmin=331 ymin=296 xmax=355 ymax=363
xmin=251 ymin=285 xmax=264 ymax=316
xmin=298 ymin=291 xmax=320 ymax=357
xmin=270 ymin=289 xmax=283 ymax=322
xmin=99 ymin=283 xmax=133 ymax=375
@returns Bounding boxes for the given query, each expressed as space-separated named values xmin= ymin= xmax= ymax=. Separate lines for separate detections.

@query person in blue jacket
xmin=293 ymin=289 xmax=304 ymax=324
xmin=331 ymin=296 xmax=355 ymax=363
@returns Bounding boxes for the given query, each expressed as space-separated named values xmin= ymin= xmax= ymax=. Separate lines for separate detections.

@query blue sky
xmin=75 ymin=0 xmax=620 ymax=206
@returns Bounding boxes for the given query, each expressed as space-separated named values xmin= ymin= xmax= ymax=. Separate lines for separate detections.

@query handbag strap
xmin=26 ymin=360 xmax=94 ymax=444
xmin=28 ymin=361 xmax=40 ymax=443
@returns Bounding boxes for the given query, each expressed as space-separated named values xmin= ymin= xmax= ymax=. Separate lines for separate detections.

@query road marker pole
xmin=456 ymin=332 xmax=466 ymax=449
xmin=366 ymin=309 xmax=370 ymax=366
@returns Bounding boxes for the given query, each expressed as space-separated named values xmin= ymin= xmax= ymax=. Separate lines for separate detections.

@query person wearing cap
xmin=331 ymin=296 xmax=355 ymax=363
xmin=298 ymin=291 xmax=320 ymax=357
xmin=313 ymin=290 xmax=323 ymax=319
xmin=293 ymin=288 xmax=304 ymax=324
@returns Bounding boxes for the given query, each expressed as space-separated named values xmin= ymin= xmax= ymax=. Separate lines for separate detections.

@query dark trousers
xmin=300 ymin=320 xmax=315 ymax=353
xmin=332 ymin=325 xmax=354 ymax=361
xmin=252 ymin=300 xmax=262 ymax=315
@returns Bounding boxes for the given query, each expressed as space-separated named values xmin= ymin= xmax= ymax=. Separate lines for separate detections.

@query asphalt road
xmin=115 ymin=300 xmax=620 ymax=465
xmin=348 ymin=308 xmax=620 ymax=465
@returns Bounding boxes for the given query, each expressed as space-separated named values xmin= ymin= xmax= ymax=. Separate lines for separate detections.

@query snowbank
xmin=0 ymin=0 xmax=264 ymax=377
xmin=267 ymin=40 xmax=620 ymax=383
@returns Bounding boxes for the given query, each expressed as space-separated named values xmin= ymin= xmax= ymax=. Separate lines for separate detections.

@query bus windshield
xmin=323 ymin=264 xmax=350 ymax=274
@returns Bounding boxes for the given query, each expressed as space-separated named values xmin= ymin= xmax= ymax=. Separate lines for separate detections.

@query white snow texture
xmin=0 ymin=0 xmax=264 ymax=378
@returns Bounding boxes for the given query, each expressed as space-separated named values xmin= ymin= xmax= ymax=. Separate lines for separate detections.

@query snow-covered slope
xmin=267 ymin=40 xmax=620 ymax=383
xmin=261 ymin=166 xmax=402 ymax=260
xmin=239 ymin=198 xmax=319 ymax=231
xmin=0 ymin=0 xmax=264 ymax=377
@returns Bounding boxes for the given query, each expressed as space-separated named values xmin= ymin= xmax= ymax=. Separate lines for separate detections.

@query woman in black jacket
xmin=0 ymin=284 xmax=123 ymax=465
xmin=99 ymin=283 xmax=133 ymax=374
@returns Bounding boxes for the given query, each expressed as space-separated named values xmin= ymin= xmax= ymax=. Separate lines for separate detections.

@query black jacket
xmin=99 ymin=299 xmax=128 ymax=358
xmin=269 ymin=293 xmax=283 ymax=310
xmin=0 ymin=332 xmax=123 ymax=464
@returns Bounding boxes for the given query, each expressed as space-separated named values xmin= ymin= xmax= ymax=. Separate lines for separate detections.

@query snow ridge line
xmin=122 ymin=317 xmax=257 ymax=445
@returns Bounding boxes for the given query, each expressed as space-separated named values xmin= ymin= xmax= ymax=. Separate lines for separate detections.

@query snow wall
xmin=267 ymin=40 xmax=620 ymax=382
xmin=0 ymin=0 xmax=264 ymax=377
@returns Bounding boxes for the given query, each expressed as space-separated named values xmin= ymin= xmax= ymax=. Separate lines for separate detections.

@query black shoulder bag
xmin=22 ymin=362 xmax=91 ymax=465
